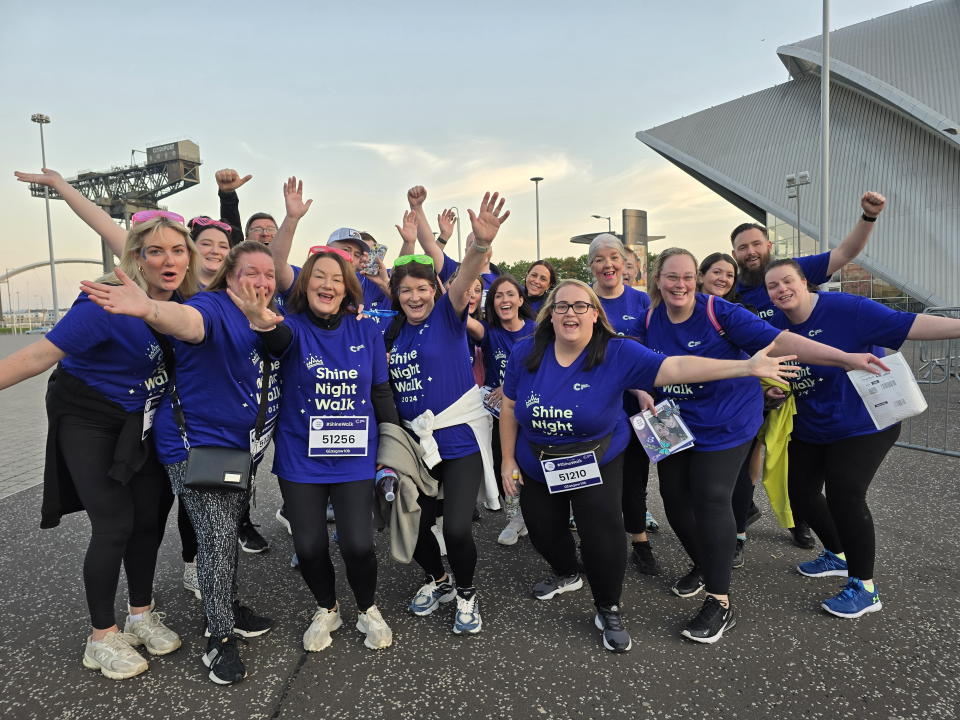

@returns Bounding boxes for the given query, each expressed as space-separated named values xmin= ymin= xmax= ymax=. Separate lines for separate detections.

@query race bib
xmin=142 ymin=395 xmax=161 ymax=440
xmin=540 ymin=451 xmax=603 ymax=494
xmin=308 ymin=416 xmax=369 ymax=457
xmin=249 ymin=424 xmax=274 ymax=457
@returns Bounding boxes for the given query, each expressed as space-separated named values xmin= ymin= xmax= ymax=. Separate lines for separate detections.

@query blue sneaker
xmin=821 ymin=578 xmax=882 ymax=618
xmin=797 ymin=549 xmax=848 ymax=578
xmin=452 ymin=593 xmax=482 ymax=635
xmin=409 ymin=576 xmax=456 ymax=616
xmin=645 ymin=511 xmax=660 ymax=533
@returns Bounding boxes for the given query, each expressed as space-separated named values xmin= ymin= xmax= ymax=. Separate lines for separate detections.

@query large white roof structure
xmin=636 ymin=0 xmax=960 ymax=306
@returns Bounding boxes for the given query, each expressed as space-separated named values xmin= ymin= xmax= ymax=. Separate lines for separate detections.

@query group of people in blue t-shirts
xmin=5 ymin=167 xmax=960 ymax=685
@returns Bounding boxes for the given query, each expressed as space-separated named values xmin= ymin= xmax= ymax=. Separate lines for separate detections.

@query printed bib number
xmin=540 ymin=451 xmax=603 ymax=494
xmin=249 ymin=424 xmax=275 ymax=457
xmin=142 ymin=395 xmax=161 ymax=440
xmin=308 ymin=416 xmax=369 ymax=457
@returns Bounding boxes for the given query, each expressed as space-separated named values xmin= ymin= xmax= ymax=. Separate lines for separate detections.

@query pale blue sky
xmin=1 ymin=0 xmax=914 ymax=309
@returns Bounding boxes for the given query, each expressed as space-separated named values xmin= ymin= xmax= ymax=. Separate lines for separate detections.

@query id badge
xmin=540 ymin=451 xmax=603 ymax=494
xmin=142 ymin=395 xmax=161 ymax=440
xmin=249 ymin=426 xmax=274 ymax=456
xmin=308 ymin=416 xmax=369 ymax=457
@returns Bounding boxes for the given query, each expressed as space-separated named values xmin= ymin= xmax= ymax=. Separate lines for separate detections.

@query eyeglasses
xmin=189 ymin=216 xmax=232 ymax=234
xmin=131 ymin=210 xmax=185 ymax=225
xmin=393 ymin=254 xmax=435 ymax=269
xmin=661 ymin=274 xmax=697 ymax=283
xmin=309 ymin=245 xmax=353 ymax=263
xmin=551 ymin=301 xmax=594 ymax=315
xmin=248 ymin=226 xmax=278 ymax=237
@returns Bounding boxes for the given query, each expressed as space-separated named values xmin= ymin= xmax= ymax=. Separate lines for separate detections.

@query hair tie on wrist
xmin=861 ymin=213 xmax=877 ymax=223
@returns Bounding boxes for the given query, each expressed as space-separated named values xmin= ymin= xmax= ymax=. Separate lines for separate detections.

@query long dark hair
xmin=698 ymin=252 xmax=739 ymax=302
xmin=524 ymin=279 xmax=617 ymax=372
xmin=524 ymin=260 xmax=557 ymax=299
xmin=286 ymin=251 xmax=362 ymax=316
xmin=484 ymin=275 xmax=533 ymax=329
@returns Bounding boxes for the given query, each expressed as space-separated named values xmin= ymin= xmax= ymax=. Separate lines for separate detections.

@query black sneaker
xmin=594 ymin=605 xmax=632 ymax=653
xmin=202 ymin=634 xmax=247 ymax=685
xmin=732 ymin=538 xmax=746 ymax=569
xmin=631 ymin=540 xmax=661 ymax=576
xmin=680 ymin=596 xmax=737 ymax=644
xmin=790 ymin=522 xmax=815 ymax=550
xmin=238 ymin=520 xmax=269 ymax=553
xmin=671 ymin=566 xmax=705 ymax=598
xmin=745 ymin=502 xmax=761 ymax=527
xmin=205 ymin=603 xmax=273 ymax=638
xmin=532 ymin=573 xmax=584 ymax=600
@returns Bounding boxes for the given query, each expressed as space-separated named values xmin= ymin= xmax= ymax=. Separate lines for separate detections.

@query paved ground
xmin=1 ymin=335 xmax=958 ymax=720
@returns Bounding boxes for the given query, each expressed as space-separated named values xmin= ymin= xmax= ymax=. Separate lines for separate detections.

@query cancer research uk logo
xmin=573 ymin=383 xmax=590 ymax=391
xmin=543 ymin=461 xmax=556 ymax=472
xmin=687 ymin=340 xmax=702 ymax=348
xmin=312 ymin=418 xmax=324 ymax=431
xmin=808 ymin=329 xmax=823 ymax=337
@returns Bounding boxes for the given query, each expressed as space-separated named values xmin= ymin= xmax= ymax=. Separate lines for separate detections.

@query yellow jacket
xmin=759 ymin=378 xmax=796 ymax=528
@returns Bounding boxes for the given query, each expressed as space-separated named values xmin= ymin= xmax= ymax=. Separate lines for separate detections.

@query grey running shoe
xmin=532 ymin=573 xmax=584 ymax=600
xmin=123 ymin=610 xmax=181 ymax=656
xmin=82 ymin=631 xmax=149 ymax=680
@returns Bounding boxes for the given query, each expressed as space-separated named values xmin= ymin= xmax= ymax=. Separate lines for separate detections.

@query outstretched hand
xmin=226 ymin=280 xmax=282 ymax=330
xmin=395 ymin=210 xmax=418 ymax=245
xmin=861 ymin=191 xmax=886 ymax=218
xmin=467 ymin=192 xmax=509 ymax=246
xmin=747 ymin=341 xmax=799 ymax=382
xmin=283 ymin=176 xmax=313 ymax=220
xmin=80 ymin=268 xmax=153 ymax=319
xmin=844 ymin=353 xmax=889 ymax=375
xmin=14 ymin=168 xmax=64 ymax=188
xmin=407 ymin=185 xmax=427 ymax=209
xmin=216 ymin=169 xmax=253 ymax=193
xmin=438 ymin=209 xmax=457 ymax=239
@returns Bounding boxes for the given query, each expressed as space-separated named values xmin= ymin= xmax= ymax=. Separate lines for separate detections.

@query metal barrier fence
xmin=897 ymin=307 xmax=960 ymax=458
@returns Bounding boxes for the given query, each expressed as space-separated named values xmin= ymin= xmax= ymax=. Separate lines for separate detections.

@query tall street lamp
xmin=31 ymin=113 xmax=59 ymax=323
xmin=786 ymin=171 xmax=811 ymax=256
xmin=591 ymin=214 xmax=612 ymax=233
xmin=449 ymin=206 xmax=463 ymax=262
xmin=530 ymin=177 xmax=543 ymax=259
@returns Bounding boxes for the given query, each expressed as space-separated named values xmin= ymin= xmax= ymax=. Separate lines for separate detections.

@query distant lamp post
xmin=31 ymin=113 xmax=59 ymax=324
xmin=785 ymin=171 xmax=811 ymax=256
xmin=591 ymin=214 xmax=612 ymax=233
xmin=530 ymin=177 xmax=543 ymax=259
xmin=449 ymin=206 xmax=463 ymax=262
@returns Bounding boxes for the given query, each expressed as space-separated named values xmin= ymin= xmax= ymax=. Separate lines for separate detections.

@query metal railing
xmin=896 ymin=307 xmax=960 ymax=457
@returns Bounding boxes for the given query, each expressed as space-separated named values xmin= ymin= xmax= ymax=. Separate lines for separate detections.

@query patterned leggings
xmin=165 ymin=461 xmax=245 ymax=637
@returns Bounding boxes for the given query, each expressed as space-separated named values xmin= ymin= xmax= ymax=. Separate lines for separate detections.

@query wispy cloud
xmin=337 ymin=142 xmax=449 ymax=171
xmin=240 ymin=141 xmax=266 ymax=161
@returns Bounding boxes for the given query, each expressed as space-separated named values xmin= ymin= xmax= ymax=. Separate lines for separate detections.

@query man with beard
xmin=731 ymin=192 xmax=886 ymax=320
xmin=728 ymin=191 xmax=886 ymax=549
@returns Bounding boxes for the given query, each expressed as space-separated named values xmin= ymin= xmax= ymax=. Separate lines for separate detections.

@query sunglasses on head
xmin=309 ymin=245 xmax=353 ymax=263
xmin=131 ymin=209 xmax=185 ymax=225
xmin=189 ymin=216 xmax=232 ymax=234
xmin=393 ymin=254 xmax=434 ymax=269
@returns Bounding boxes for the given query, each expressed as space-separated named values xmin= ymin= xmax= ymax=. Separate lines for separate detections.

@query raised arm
xmin=826 ymin=192 xmax=886 ymax=275
xmin=448 ymin=192 xmax=509 ymax=314
xmin=770 ymin=330 xmax=886 ymax=374
xmin=215 ymin=168 xmax=252 ymax=246
xmin=407 ymin=186 xmax=445 ymax=270
xmin=15 ymin=168 xmax=126 ymax=256
xmin=0 ymin=338 xmax=65 ymax=391
xmin=654 ymin=341 xmax=797 ymax=386
xmin=437 ymin=208 xmax=457 ymax=252
xmin=906 ymin=314 xmax=960 ymax=341
xmin=272 ymin=176 xmax=313 ymax=293
xmin=80 ymin=268 xmax=205 ymax=343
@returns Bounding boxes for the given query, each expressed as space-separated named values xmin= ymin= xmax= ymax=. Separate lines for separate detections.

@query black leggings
xmin=657 ymin=441 xmax=752 ymax=596
xmin=57 ymin=413 xmax=166 ymax=629
xmin=731 ymin=437 xmax=758 ymax=534
xmin=622 ymin=433 xmax=651 ymax=534
xmin=413 ymin=452 xmax=483 ymax=589
xmin=279 ymin=478 xmax=377 ymax=611
xmin=787 ymin=425 xmax=899 ymax=581
xmin=520 ymin=453 xmax=626 ymax=608
xmin=176 ymin=500 xmax=198 ymax=563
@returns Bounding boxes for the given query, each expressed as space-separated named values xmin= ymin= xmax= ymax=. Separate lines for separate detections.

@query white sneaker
xmin=83 ymin=631 xmax=149 ymax=680
xmin=124 ymin=610 xmax=182 ymax=656
xmin=275 ymin=506 xmax=292 ymax=535
xmin=497 ymin=515 xmax=528 ymax=546
xmin=303 ymin=606 xmax=342 ymax=652
xmin=356 ymin=605 xmax=393 ymax=650
xmin=182 ymin=561 xmax=201 ymax=599
xmin=431 ymin=518 xmax=447 ymax=556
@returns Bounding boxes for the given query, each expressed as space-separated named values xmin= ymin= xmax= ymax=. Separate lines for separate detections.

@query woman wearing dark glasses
xmin=387 ymin=192 xmax=509 ymax=636
xmin=0 ymin=198 xmax=199 ymax=680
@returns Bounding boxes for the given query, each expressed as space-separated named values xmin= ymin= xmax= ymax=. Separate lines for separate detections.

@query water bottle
xmin=376 ymin=467 xmax=398 ymax=502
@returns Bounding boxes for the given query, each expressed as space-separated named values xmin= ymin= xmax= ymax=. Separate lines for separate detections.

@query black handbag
xmin=529 ymin=432 xmax=614 ymax=464
xmin=152 ymin=329 xmax=271 ymax=492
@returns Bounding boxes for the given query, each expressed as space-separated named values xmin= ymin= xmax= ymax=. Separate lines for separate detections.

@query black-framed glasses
xmin=551 ymin=301 xmax=594 ymax=315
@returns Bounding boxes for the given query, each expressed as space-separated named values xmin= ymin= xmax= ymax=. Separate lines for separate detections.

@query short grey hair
xmin=587 ymin=233 xmax=627 ymax=264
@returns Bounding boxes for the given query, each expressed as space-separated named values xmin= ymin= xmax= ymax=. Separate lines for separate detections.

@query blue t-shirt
xmin=153 ymin=290 xmax=281 ymax=464
xmin=438 ymin=254 xmax=499 ymax=305
xmin=525 ymin=293 xmax=547 ymax=316
xmin=47 ymin=293 xmax=169 ymax=412
xmin=275 ymin=265 xmax=302 ymax=315
xmin=389 ymin=293 xmax=479 ymax=459
xmin=272 ymin=313 xmax=387 ymax=484
xmin=640 ymin=295 xmax=781 ymax=451
xmin=737 ymin=252 xmax=831 ymax=320
xmin=481 ymin=319 xmax=537 ymax=388
xmin=359 ymin=274 xmax=391 ymax=334
xmin=598 ymin=285 xmax=651 ymax=337
xmin=768 ymin=292 xmax=915 ymax=443
xmin=503 ymin=337 xmax=665 ymax=483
